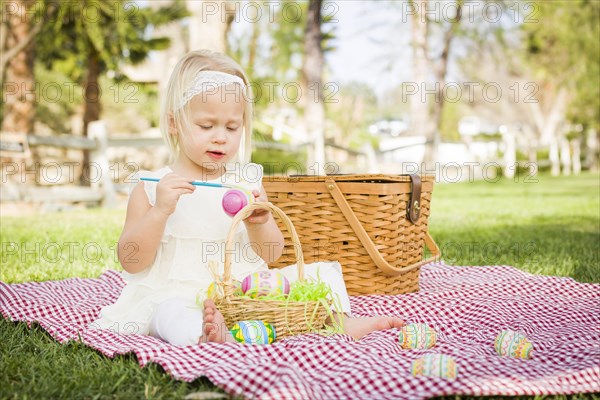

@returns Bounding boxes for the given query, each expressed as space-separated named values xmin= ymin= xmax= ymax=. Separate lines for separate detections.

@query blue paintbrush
xmin=140 ymin=177 xmax=249 ymax=192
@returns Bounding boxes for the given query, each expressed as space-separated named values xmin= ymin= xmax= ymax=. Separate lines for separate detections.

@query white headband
xmin=177 ymin=71 xmax=245 ymax=110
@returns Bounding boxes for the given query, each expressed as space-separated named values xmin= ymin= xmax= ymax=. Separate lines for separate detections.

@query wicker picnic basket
xmin=214 ymin=201 xmax=331 ymax=339
xmin=264 ymin=174 xmax=441 ymax=296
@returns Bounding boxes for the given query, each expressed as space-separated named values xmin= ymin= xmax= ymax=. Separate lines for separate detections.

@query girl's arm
xmin=243 ymin=185 xmax=285 ymax=263
xmin=118 ymin=173 xmax=195 ymax=273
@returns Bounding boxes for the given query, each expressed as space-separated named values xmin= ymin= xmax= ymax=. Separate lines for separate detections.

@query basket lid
xmin=264 ymin=174 xmax=435 ymax=183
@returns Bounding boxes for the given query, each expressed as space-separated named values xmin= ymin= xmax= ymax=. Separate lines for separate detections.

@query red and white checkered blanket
xmin=2 ymin=262 xmax=599 ymax=399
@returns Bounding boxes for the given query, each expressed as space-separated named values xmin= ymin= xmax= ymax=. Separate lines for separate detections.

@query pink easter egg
xmin=242 ymin=270 xmax=290 ymax=298
xmin=222 ymin=189 xmax=251 ymax=217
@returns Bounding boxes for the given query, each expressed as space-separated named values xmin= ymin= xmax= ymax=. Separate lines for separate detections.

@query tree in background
xmin=229 ymin=1 xmax=308 ymax=110
xmin=302 ymin=0 xmax=326 ymax=174
xmin=407 ymin=0 xmax=464 ymax=171
xmin=1 ymin=1 xmax=58 ymax=134
xmin=228 ymin=0 xmax=338 ymax=173
xmin=33 ymin=0 xmax=187 ymax=183
xmin=187 ymin=0 xmax=236 ymax=53
xmin=522 ymin=0 xmax=599 ymax=174
xmin=462 ymin=0 xmax=600 ymax=176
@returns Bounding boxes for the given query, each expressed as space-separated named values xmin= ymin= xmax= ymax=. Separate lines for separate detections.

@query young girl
xmin=93 ymin=50 xmax=403 ymax=345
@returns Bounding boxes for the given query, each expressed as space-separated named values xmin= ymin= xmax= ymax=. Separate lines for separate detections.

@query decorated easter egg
xmin=494 ymin=330 xmax=533 ymax=359
xmin=207 ymin=280 xmax=243 ymax=300
xmin=230 ymin=320 xmax=276 ymax=344
xmin=242 ymin=270 xmax=290 ymax=298
xmin=222 ymin=189 xmax=253 ymax=217
xmin=399 ymin=323 xmax=437 ymax=349
xmin=411 ymin=353 xmax=457 ymax=379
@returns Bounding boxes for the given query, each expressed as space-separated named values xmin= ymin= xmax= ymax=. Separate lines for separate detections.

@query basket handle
xmin=325 ymin=178 xmax=441 ymax=277
xmin=222 ymin=201 xmax=305 ymax=297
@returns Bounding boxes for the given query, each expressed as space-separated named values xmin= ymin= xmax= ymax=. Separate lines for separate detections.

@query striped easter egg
xmin=230 ymin=320 xmax=276 ymax=345
xmin=494 ymin=330 xmax=533 ymax=359
xmin=399 ymin=323 xmax=437 ymax=349
xmin=411 ymin=353 xmax=457 ymax=379
xmin=241 ymin=270 xmax=290 ymax=299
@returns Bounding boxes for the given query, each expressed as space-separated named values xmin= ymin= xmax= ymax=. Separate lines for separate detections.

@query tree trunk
xmin=559 ymin=136 xmax=571 ymax=176
xmin=585 ymin=129 xmax=599 ymax=172
xmin=147 ymin=0 xmax=188 ymax=101
xmin=429 ymin=2 xmax=463 ymax=173
xmin=503 ymin=130 xmax=517 ymax=179
xmin=81 ymin=50 xmax=102 ymax=185
xmin=246 ymin=12 xmax=261 ymax=77
xmin=409 ymin=0 xmax=432 ymax=171
xmin=530 ymin=87 xmax=569 ymax=176
xmin=1 ymin=0 xmax=35 ymax=134
xmin=571 ymin=138 xmax=581 ymax=175
xmin=302 ymin=0 xmax=326 ymax=175
xmin=187 ymin=0 xmax=235 ymax=52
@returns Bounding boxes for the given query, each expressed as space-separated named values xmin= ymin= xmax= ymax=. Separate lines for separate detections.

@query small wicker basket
xmin=215 ymin=201 xmax=332 ymax=339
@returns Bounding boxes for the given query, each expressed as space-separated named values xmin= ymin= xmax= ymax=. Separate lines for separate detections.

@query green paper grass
xmin=255 ymin=272 xmax=345 ymax=336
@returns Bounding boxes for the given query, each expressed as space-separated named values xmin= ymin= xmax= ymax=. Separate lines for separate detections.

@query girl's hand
xmin=244 ymin=188 xmax=270 ymax=225
xmin=154 ymin=173 xmax=195 ymax=216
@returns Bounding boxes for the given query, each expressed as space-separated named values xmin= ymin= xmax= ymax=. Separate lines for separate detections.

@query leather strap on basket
xmin=407 ymin=174 xmax=421 ymax=224
xmin=325 ymin=178 xmax=441 ymax=277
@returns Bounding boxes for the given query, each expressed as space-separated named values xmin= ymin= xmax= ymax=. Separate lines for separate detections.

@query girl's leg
xmin=149 ymin=297 xmax=235 ymax=344
xmin=149 ymin=297 xmax=204 ymax=346
xmin=329 ymin=314 xmax=404 ymax=341
xmin=281 ymin=262 xmax=404 ymax=340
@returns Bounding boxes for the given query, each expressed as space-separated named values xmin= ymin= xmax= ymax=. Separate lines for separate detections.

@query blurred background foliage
xmin=1 ymin=0 xmax=599 ymax=176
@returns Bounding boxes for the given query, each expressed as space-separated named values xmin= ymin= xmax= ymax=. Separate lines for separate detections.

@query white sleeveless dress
xmin=92 ymin=164 xmax=268 ymax=336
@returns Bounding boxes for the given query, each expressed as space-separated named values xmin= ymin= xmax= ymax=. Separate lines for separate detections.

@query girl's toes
xmin=390 ymin=317 xmax=404 ymax=329
xmin=204 ymin=298 xmax=216 ymax=311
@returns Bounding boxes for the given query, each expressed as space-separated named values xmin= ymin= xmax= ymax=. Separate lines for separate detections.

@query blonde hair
xmin=160 ymin=50 xmax=253 ymax=163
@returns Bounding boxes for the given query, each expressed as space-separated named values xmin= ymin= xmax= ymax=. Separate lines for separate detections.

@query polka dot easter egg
xmin=242 ymin=270 xmax=290 ymax=299
xmin=399 ymin=323 xmax=437 ymax=349
xmin=230 ymin=320 xmax=277 ymax=344
xmin=206 ymin=280 xmax=243 ymax=300
xmin=411 ymin=354 xmax=458 ymax=379
xmin=494 ymin=330 xmax=533 ymax=359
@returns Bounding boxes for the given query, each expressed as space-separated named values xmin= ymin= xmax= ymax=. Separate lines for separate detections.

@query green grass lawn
xmin=1 ymin=172 xmax=599 ymax=399
xmin=430 ymin=172 xmax=599 ymax=283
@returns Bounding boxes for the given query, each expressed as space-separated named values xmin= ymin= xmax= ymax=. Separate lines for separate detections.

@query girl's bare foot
xmin=329 ymin=314 xmax=404 ymax=341
xmin=199 ymin=299 xmax=236 ymax=343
